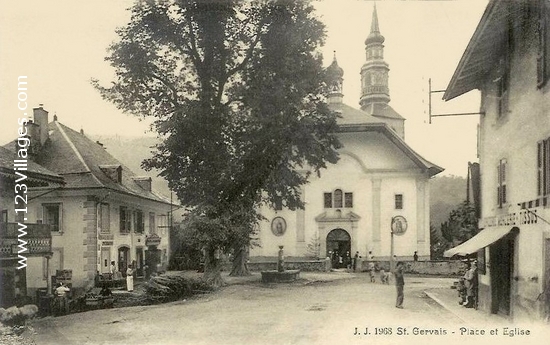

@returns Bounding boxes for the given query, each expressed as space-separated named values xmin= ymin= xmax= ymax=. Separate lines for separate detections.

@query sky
xmin=0 ymin=0 xmax=488 ymax=177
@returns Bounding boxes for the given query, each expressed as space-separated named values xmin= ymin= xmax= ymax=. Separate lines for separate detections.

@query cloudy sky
xmin=0 ymin=0 xmax=488 ymax=177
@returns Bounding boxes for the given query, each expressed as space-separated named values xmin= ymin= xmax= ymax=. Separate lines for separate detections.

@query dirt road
xmin=28 ymin=273 xmax=535 ymax=345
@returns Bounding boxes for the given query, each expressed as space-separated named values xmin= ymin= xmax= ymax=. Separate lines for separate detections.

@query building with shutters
xmin=4 ymin=106 xmax=173 ymax=296
xmin=444 ymin=0 xmax=550 ymax=322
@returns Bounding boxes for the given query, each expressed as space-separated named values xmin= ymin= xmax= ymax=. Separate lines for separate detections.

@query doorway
xmin=326 ymin=228 xmax=351 ymax=268
xmin=489 ymin=231 xmax=516 ymax=316
xmin=136 ymin=247 xmax=144 ymax=277
xmin=118 ymin=246 xmax=130 ymax=276
xmin=544 ymin=239 xmax=550 ymax=322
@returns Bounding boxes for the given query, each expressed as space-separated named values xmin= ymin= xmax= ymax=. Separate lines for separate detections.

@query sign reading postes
xmin=146 ymin=234 xmax=162 ymax=247
xmin=391 ymin=216 xmax=408 ymax=236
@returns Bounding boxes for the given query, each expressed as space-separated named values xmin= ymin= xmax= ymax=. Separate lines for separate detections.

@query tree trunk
xmin=229 ymin=245 xmax=251 ymax=276
xmin=203 ymin=247 xmax=224 ymax=288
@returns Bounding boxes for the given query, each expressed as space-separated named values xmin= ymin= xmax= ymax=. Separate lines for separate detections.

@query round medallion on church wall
xmin=271 ymin=217 xmax=287 ymax=236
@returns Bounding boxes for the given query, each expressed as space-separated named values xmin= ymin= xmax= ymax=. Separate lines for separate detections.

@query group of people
xmin=109 ymin=261 xmax=135 ymax=292
xmin=329 ymin=250 xmax=353 ymax=269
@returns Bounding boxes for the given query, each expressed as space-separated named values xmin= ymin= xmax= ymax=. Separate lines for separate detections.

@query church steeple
xmin=326 ymin=51 xmax=344 ymax=104
xmin=360 ymin=4 xmax=390 ymax=110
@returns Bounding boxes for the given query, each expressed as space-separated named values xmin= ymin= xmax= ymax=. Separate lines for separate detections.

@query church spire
xmin=360 ymin=3 xmax=390 ymax=110
xmin=326 ymin=51 xmax=344 ymax=104
xmin=370 ymin=3 xmax=380 ymax=34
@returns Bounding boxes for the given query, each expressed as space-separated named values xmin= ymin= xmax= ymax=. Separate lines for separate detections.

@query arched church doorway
xmin=326 ymin=228 xmax=351 ymax=269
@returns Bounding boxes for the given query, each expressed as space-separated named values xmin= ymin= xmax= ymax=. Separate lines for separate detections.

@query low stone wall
xmin=359 ymin=260 xmax=466 ymax=276
xmin=248 ymin=259 xmax=330 ymax=272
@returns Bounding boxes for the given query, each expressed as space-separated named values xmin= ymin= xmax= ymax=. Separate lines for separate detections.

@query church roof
xmin=365 ymin=4 xmax=385 ymax=45
xmin=362 ymin=103 xmax=405 ymax=120
xmin=326 ymin=53 xmax=344 ymax=80
xmin=330 ymin=102 xmax=381 ymax=125
xmin=337 ymin=122 xmax=444 ymax=177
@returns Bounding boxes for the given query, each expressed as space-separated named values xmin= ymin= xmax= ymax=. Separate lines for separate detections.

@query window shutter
xmin=545 ymin=0 xmax=550 ymax=85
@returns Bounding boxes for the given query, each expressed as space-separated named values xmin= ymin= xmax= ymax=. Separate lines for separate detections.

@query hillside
xmin=429 ymin=175 xmax=468 ymax=229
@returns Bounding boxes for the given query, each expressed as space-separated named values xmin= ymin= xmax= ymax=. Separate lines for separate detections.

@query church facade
xmin=250 ymin=7 xmax=443 ymax=263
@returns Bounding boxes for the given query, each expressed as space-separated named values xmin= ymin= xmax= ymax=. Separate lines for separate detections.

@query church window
xmin=345 ymin=193 xmax=353 ymax=208
xmin=324 ymin=193 xmax=332 ymax=208
xmin=334 ymin=189 xmax=343 ymax=208
xmin=273 ymin=196 xmax=283 ymax=211
xmin=394 ymin=194 xmax=403 ymax=210
xmin=324 ymin=190 xmax=353 ymax=208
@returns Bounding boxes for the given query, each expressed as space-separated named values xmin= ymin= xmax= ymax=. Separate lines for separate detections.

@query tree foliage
xmin=94 ymin=0 xmax=340 ymax=284
xmin=430 ymin=201 xmax=478 ymax=260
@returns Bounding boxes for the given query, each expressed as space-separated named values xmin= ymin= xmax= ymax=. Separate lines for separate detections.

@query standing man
xmin=353 ymin=251 xmax=359 ymax=272
xmin=394 ymin=261 xmax=405 ymax=309
xmin=413 ymin=251 xmax=418 ymax=262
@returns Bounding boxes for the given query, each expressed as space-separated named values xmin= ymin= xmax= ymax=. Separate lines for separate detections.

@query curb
xmin=424 ymin=290 xmax=468 ymax=323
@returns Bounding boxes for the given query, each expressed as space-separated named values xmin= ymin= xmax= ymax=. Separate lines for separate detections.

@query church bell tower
xmin=360 ymin=4 xmax=391 ymax=110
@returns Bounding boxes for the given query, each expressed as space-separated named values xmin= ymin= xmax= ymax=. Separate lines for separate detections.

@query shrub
xmin=142 ymin=274 xmax=214 ymax=303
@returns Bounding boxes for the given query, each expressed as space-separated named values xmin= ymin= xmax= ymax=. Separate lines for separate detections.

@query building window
xmin=98 ymin=203 xmax=110 ymax=233
xmin=395 ymin=194 xmax=403 ymax=210
xmin=334 ymin=189 xmax=343 ymax=208
xmin=120 ymin=206 xmax=131 ymax=234
xmin=43 ymin=203 xmax=61 ymax=232
xmin=134 ymin=210 xmax=144 ymax=234
xmin=324 ymin=193 xmax=332 ymax=208
xmin=497 ymin=18 xmax=513 ymax=118
xmin=1 ymin=210 xmax=7 ymax=223
xmin=344 ymin=193 xmax=353 ymax=208
xmin=324 ymin=190 xmax=353 ymax=208
xmin=157 ymin=214 xmax=168 ymax=236
xmin=538 ymin=138 xmax=550 ymax=196
xmin=538 ymin=0 xmax=550 ymax=87
xmin=497 ymin=159 xmax=507 ymax=208
xmin=273 ymin=197 xmax=283 ymax=211
xmin=149 ymin=212 xmax=156 ymax=234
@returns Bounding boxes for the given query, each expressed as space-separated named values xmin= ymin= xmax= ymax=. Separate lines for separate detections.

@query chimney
xmin=33 ymin=105 xmax=49 ymax=146
xmin=132 ymin=177 xmax=152 ymax=192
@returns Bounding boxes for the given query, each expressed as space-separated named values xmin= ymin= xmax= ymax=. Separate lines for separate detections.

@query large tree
xmin=94 ymin=0 xmax=340 ymax=286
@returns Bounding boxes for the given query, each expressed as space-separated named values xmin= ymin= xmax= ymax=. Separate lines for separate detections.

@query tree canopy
xmin=94 ymin=0 xmax=340 ymax=283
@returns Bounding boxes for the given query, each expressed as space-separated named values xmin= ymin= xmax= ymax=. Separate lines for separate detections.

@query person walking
xmin=353 ymin=251 xmax=359 ymax=272
xmin=126 ymin=265 xmax=134 ymax=292
xmin=394 ymin=261 xmax=405 ymax=308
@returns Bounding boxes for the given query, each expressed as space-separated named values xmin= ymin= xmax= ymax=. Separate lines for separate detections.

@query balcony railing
xmin=0 ymin=222 xmax=52 ymax=257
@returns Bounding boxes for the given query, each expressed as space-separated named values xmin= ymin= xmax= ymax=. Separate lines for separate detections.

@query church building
xmin=250 ymin=6 xmax=443 ymax=264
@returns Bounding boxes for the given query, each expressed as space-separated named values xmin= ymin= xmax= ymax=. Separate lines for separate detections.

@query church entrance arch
xmin=326 ymin=228 xmax=351 ymax=268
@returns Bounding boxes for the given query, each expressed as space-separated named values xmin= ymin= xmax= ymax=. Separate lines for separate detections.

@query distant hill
xmin=429 ymin=175 xmax=468 ymax=229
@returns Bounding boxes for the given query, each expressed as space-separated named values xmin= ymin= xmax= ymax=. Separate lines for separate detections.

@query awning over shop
xmin=443 ymin=226 xmax=514 ymax=257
